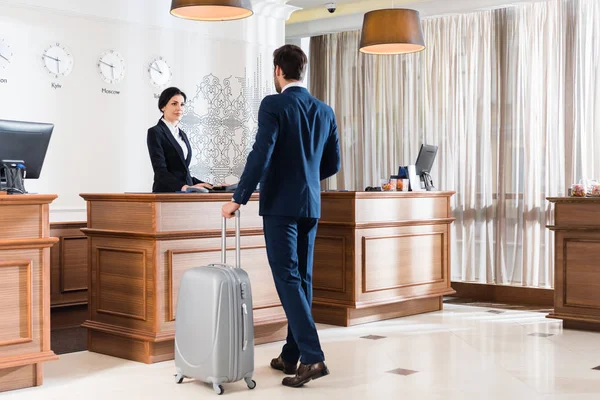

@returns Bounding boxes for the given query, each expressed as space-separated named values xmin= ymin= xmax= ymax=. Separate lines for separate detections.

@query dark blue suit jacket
xmin=232 ymin=86 xmax=340 ymax=218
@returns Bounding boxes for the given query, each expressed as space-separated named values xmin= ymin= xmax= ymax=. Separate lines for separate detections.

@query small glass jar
xmin=389 ymin=175 xmax=399 ymax=191
xmin=590 ymin=183 xmax=600 ymax=197
xmin=571 ymin=183 xmax=586 ymax=197
xmin=380 ymin=178 xmax=393 ymax=191
xmin=404 ymin=179 xmax=410 ymax=191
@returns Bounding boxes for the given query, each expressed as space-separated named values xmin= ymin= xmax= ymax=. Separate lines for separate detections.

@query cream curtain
xmin=309 ymin=0 xmax=600 ymax=287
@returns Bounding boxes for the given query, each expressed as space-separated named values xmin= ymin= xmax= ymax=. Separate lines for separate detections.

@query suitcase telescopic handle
xmin=221 ymin=209 xmax=241 ymax=268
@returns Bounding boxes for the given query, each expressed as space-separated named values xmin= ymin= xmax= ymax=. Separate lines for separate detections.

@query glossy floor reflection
xmin=4 ymin=304 xmax=600 ymax=399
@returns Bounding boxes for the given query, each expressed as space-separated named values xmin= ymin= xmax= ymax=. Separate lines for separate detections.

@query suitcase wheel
xmin=245 ymin=377 xmax=256 ymax=390
xmin=174 ymin=372 xmax=184 ymax=384
xmin=213 ymin=383 xmax=224 ymax=395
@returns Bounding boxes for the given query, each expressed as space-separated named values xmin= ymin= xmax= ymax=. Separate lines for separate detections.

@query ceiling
xmin=287 ymin=0 xmax=360 ymax=8
xmin=287 ymin=0 xmax=532 ymax=14
xmin=284 ymin=0 xmax=536 ymax=38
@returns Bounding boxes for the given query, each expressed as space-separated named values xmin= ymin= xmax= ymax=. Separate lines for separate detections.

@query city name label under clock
xmin=102 ymin=88 xmax=120 ymax=95
xmin=0 ymin=78 xmax=7 ymax=84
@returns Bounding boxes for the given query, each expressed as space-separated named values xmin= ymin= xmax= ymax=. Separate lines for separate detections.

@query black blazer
xmin=147 ymin=119 xmax=205 ymax=193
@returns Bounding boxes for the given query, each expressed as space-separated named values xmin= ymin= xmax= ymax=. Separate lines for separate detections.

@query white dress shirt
xmin=281 ymin=81 xmax=305 ymax=93
xmin=162 ymin=118 xmax=188 ymax=160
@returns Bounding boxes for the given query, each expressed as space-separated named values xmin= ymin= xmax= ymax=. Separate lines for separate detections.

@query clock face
xmin=0 ymin=39 xmax=13 ymax=70
xmin=148 ymin=57 xmax=172 ymax=88
xmin=97 ymin=50 xmax=125 ymax=84
xmin=42 ymin=43 xmax=74 ymax=78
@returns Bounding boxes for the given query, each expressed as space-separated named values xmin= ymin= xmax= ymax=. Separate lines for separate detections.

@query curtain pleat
xmin=309 ymin=0 xmax=600 ymax=287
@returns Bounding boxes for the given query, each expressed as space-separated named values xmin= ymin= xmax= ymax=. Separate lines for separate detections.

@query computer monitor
xmin=415 ymin=144 xmax=438 ymax=191
xmin=0 ymin=119 xmax=54 ymax=193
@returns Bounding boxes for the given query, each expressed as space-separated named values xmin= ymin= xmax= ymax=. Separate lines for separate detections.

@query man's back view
xmin=222 ymin=44 xmax=341 ymax=387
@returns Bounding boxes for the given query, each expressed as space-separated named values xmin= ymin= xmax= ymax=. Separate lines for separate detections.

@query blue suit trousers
xmin=262 ymin=215 xmax=325 ymax=365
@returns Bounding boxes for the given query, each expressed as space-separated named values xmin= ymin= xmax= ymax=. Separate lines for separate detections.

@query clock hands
xmin=43 ymin=54 xmax=61 ymax=62
xmin=0 ymin=54 xmax=8 ymax=62
xmin=99 ymin=59 xmax=115 ymax=69
xmin=43 ymin=54 xmax=63 ymax=75
xmin=150 ymin=62 xmax=163 ymax=74
xmin=99 ymin=59 xmax=118 ymax=80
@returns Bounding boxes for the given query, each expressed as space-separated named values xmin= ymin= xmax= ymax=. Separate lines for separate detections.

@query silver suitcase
xmin=174 ymin=210 xmax=256 ymax=395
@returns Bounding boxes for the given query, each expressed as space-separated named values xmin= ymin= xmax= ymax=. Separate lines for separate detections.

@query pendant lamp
xmin=170 ymin=0 xmax=253 ymax=21
xmin=359 ymin=9 xmax=425 ymax=55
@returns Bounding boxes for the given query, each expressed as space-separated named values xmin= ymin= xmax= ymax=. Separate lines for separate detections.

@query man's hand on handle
xmin=222 ymin=201 xmax=240 ymax=219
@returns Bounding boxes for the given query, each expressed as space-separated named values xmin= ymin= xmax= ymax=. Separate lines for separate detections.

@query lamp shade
xmin=170 ymin=0 xmax=253 ymax=21
xmin=359 ymin=9 xmax=425 ymax=55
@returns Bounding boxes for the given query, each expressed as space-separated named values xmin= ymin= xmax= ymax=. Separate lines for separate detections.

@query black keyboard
xmin=210 ymin=183 xmax=238 ymax=192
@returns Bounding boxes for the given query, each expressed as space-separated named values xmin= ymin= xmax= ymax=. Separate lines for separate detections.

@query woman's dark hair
xmin=273 ymin=45 xmax=308 ymax=81
xmin=158 ymin=87 xmax=187 ymax=112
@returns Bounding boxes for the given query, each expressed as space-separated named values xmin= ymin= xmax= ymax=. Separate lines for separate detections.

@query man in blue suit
xmin=222 ymin=44 xmax=340 ymax=388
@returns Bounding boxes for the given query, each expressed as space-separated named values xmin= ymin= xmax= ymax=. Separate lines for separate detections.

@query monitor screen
xmin=0 ymin=119 xmax=54 ymax=179
xmin=415 ymin=144 xmax=438 ymax=175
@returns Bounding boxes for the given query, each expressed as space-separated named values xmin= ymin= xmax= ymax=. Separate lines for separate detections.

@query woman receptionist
xmin=147 ymin=87 xmax=213 ymax=193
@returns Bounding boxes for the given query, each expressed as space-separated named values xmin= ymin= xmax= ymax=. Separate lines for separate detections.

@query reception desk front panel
xmin=80 ymin=193 xmax=286 ymax=364
xmin=80 ymin=191 xmax=456 ymax=362
xmin=0 ymin=194 xmax=59 ymax=392
xmin=314 ymin=191 xmax=456 ymax=326
xmin=547 ymin=197 xmax=600 ymax=331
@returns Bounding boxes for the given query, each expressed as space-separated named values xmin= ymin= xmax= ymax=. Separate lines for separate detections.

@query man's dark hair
xmin=158 ymin=87 xmax=187 ymax=112
xmin=273 ymin=45 xmax=308 ymax=81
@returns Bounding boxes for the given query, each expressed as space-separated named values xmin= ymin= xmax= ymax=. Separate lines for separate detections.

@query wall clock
xmin=42 ymin=42 xmax=73 ymax=78
xmin=0 ymin=38 xmax=13 ymax=70
xmin=148 ymin=56 xmax=172 ymax=88
xmin=97 ymin=50 xmax=125 ymax=84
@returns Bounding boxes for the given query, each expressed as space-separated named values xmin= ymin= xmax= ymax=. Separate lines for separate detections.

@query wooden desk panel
xmin=355 ymin=194 xmax=450 ymax=224
xmin=163 ymin=236 xmax=276 ymax=324
xmin=0 ymin=195 xmax=58 ymax=393
xmin=80 ymin=193 xmax=286 ymax=364
xmin=0 ymin=205 xmax=42 ymax=240
xmin=547 ymin=196 xmax=600 ymax=331
xmin=159 ymin=200 xmax=262 ymax=232
xmin=89 ymin=201 xmax=155 ymax=232
xmin=313 ymin=192 xmax=455 ymax=326
xmin=361 ymin=230 xmax=444 ymax=293
xmin=50 ymin=222 xmax=88 ymax=308
xmin=0 ymin=259 xmax=32 ymax=347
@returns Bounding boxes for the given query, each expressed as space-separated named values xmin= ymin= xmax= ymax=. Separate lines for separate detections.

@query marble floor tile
xmin=2 ymin=304 xmax=600 ymax=399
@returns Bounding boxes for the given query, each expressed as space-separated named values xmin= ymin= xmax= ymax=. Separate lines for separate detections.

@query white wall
xmin=0 ymin=0 xmax=297 ymax=222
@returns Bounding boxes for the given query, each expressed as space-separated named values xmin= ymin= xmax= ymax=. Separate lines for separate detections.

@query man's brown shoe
xmin=270 ymin=355 xmax=297 ymax=375
xmin=282 ymin=362 xmax=329 ymax=387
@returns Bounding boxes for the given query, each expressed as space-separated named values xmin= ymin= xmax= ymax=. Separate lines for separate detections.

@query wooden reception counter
xmin=313 ymin=191 xmax=456 ymax=326
xmin=547 ymin=197 xmax=600 ymax=330
xmin=80 ymin=191 xmax=456 ymax=363
xmin=79 ymin=193 xmax=286 ymax=364
xmin=0 ymin=194 xmax=58 ymax=392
